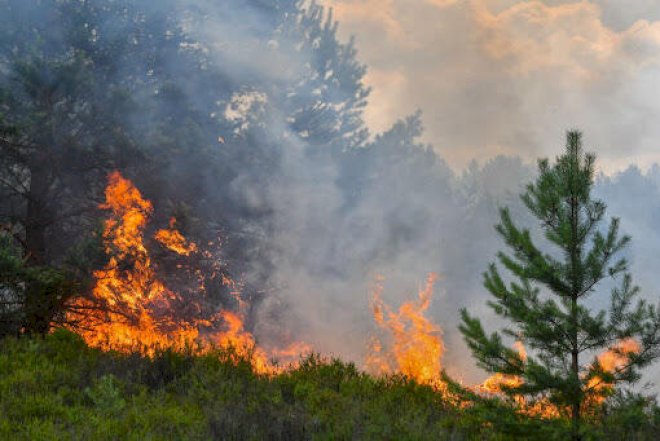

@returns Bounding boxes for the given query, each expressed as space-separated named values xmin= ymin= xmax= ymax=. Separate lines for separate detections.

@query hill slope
xmin=0 ymin=331 xmax=657 ymax=440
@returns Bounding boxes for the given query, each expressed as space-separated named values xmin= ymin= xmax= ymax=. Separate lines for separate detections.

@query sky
xmin=321 ymin=0 xmax=660 ymax=173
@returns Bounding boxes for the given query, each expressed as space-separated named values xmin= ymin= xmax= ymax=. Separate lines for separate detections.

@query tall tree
xmin=0 ymin=0 xmax=200 ymax=333
xmin=460 ymin=131 xmax=660 ymax=440
xmin=0 ymin=0 xmax=372 ymax=335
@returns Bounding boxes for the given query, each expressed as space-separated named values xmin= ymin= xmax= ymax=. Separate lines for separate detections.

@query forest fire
xmin=61 ymin=172 xmax=644 ymax=408
xmin=155 ymin=218 xmax=198 ymax=256
xmin=475 ymin=342 xmax=561 ymax=418
xmin=64 ymin=171 xmax=305 ymax=374
xmin=587 ymin=337 xmax=641 ymax=402
xmin=478 ymin=341 xmax=527 ymax=399
xmin=4 ymin=2 xmax=660 ymax=437
xmin=365 ymin=273 xmax=445 ymax=388
xmin=476 ymin=338 xmax=641 ymax=417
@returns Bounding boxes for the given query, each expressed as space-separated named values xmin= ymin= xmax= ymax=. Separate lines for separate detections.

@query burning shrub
xmin=62 ymin=171 xmax=307 ymax=374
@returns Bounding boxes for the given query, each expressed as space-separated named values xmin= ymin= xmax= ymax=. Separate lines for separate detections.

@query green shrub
xmin=0 ymin=331 xmax=657 ymax=440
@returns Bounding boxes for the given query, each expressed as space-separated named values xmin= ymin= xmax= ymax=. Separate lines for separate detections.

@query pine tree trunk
xmin=25 ymin=178 xmax=47 ymax=266
xmin=571 ymin=275 xmax=581 ymax=441
xmin=571 ymin=346 xmax=581 ymax=441
xmin=569 ymin=155 xmax=582 ymax=441
xmin=23 ymin=156 xmax=52 ymax=335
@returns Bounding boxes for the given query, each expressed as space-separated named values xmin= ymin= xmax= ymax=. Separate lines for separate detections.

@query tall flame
xmin=65 ymin=172 xmax=641 ymax=411
xmin=65 ymin=171 xmax=306 ymax=374
xmin=366 ymin=273 xmax=444 ymax=387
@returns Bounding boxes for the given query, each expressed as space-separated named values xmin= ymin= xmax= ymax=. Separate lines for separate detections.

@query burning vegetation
xmin=1 ymin=159 xmax=658 ymax=440
xmin=366 ymin=273 xmax=445 ymax=388
xmin=64 ymin=172 xmax=305 ymax=374
xmin=2 ymin=1 xmax=659 ymax=439
xmin=364 ymin=273 xmax=643 ymax=420
xmin=60 ymin=172 xmax=454 ymax=387
xmin=60 ymin=172 xmax=648 ymax=413
xmin=63 ymin=172 xmax=451 ymax=385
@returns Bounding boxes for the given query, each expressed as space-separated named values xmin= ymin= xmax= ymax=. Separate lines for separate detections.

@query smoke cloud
xmin=2 ymin=0 xmax=659 ymax=393
xmin=131 ymin=0 xmax=660 ymax=390
xmin=324 ymin=0 xmax=660 ymax=172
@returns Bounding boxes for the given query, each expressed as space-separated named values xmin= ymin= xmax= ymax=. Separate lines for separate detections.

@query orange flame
xmin=479 ymin=341 xmax=526 ymax=397
xmin=593 ymin=338 xmax=641 ymax=377
xmin=366 ymin=273 xmax=444 ymax=388
xmin=66 ymin=175 xmax=640 ymax=411
xmin=586 ymin=337 xmax=641 ymax=403
xmin=155 ymin=217 xmax=197 ymax=256
xmin=65 ymin=171 xmax=306 ymax=374
xmin=478 ymin=338 xmax=641 ymax=417
xmin=477 ymin=342 xmax=562 ymax=418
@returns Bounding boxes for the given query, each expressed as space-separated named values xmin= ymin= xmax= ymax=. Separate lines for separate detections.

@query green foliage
xmin=0 ymin=0 xmax=372 ymax=336
xmin=0 ymin=238 xmax=76 ymax=336
xmin=595 ymin=390 xmax=660 ymax=440
xmin=1 ymin=330 xmax=658 ymax=440
xmin=459 ymin=131 xmax=660 ymax=439
xmin=0 ymin=331 xmax=520 ymax=439
xmin=84 ymin=375 xmax=125 ymax=413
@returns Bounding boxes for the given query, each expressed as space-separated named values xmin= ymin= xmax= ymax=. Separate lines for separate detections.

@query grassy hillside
xmin=0 ymin=330 xmax=657 ymax=440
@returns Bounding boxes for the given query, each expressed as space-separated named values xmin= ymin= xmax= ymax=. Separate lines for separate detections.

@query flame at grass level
xmin=364 ymin=272 xmax=641 ymax=416
xmin=478 ymin=338 xmax=641 ymax=417
xmin=479 ymin=341 xmax=526 ymax=399
xmin=66 ymin=171 xmax=304 ymax=374
xmin=366 ymin=273 xmax=445 ymax=387
xmin=66 ymin=172 xmax=642 ymax=412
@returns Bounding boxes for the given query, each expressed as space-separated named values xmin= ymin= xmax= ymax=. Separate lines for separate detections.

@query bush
xmin=1 ymin=331 xmax=658 ymax=440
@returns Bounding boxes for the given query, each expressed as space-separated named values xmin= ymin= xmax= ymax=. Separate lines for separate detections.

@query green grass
xmin=0 ymin=330 xmax=657 ymax=440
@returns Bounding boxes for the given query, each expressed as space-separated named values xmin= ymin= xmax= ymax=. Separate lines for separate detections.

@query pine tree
xmin=460 ymin=131 xmax=660 ymax=440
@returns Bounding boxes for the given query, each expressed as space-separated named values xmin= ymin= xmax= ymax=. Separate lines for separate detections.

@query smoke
xmin=324 ymin=0 xmax=660 ymax=172
xmin=3 ymin=0 xmax=659 ymax=393
xmin=107 ymin=0 xmax=660 ymax=391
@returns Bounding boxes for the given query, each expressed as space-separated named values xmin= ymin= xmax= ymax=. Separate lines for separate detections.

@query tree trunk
xmin=25 ymin=185 xmax=47 ymax=265
xmin=571 ymin=346 xmax=581 ymax=441
xmin=23 ymin=157 xmax=53 ymax=335
xmin=569 ymin=148 xmax=582 ymax=441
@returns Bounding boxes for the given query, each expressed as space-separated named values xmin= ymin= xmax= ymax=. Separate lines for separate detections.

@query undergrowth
xmin=0 ymin=330 xmax=657 ymax=440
